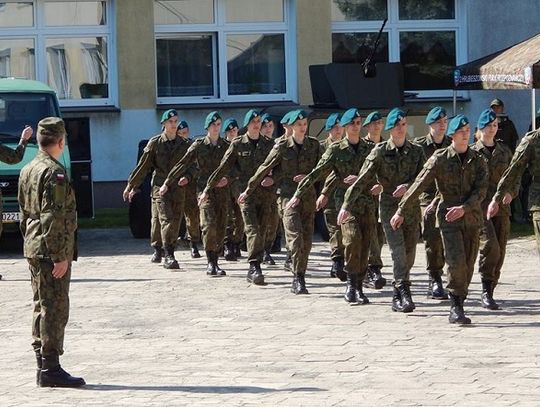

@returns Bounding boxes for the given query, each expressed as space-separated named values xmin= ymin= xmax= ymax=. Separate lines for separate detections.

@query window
xmin=154 ymin=0 xmax=295 ymax=104
xmin=0 ymin=0 xmax=115 ymax=107
xmin=331 ymin=0 xmax=466 ymax=95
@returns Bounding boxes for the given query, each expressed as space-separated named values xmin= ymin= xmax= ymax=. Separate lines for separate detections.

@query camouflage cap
xmin=490 ymin=98 xmax=504 ymax=107
xmin=38 ymin=117 xmax=65 ymax=136
xmin=477 ymin=109 xmax=497 ymax=129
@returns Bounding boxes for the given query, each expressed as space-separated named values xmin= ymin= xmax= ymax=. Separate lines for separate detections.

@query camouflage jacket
xmin=343 ymin=139 xmax=426 ymax=223
xmin=470 ymin=140 xmax=512 ymax=217
xmin=294 ymin=138 xmax=375 ymax=215
xmin=413 ymin=133 xmax=451 ymax=205
xmin=245 ymin=136 xmax=322 ymax=200
xmin=0 ymin=140 xmax=28 ymax=203
xmin=204 ymin=134 xmax=275 ymax=199
xmin=127 ymin=132 xmax=192 ymax=200
xmin=397 ymin=146 xmax=488 ymax=229
xmin=18 ymin=151 xmax=77 ymax=262
xmin=494 ymin=129 xmax=540 ymax=211
xmin=165 ymin=135 xmax=229 ymax=194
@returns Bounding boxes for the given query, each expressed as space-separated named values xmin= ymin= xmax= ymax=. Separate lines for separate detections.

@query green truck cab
xmin=0 ymin=78 xmax=71 ymax=233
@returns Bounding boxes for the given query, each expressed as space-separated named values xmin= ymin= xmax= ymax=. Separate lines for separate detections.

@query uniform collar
xmin=386 ymin=138 xmax=411 ymax=151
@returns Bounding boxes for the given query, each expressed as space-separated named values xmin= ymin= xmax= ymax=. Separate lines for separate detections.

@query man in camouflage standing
xmin=413 ymin=107 xmax=450 ymax=299
xmin=202 ymin=109 xmax=275 ymax=285
xmin=18 ymin=117 xmax=85 ymax=387
xmin=0 ymin=125 xmax=32 ymax=281
xmin=123 ymin=109 xmax=191 ymax=269
xmin=340 ymin=108 xmax=425 ymax=313
xmin=393 ymin=115 xmax=488 ymax=324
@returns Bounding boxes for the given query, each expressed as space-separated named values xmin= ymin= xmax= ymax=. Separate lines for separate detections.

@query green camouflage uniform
xmin=127 ymin=133 xmax=191 ymax=249
xmin=0 ymin=139 xmax=28 ymax=237
xmin=471 ymin=140 xmax=512 ymax=285
xmin=18 ymin=150 xmax=77 ymax=358
xmin=397 ymin=146 xmax=488 ymax=296
xmin=262 ymin=134 xmax=281 ymax=255
xmin=183 ymin=140 xmax=201 ymax=244
xmin=413 ymin=133 xmax=451 ymax=275
xmin=224 ymin=138 xmax=244 ymax=247
xmin=165 ymin=136 xmax=229 ymax=253
xmin=205 ymin=134 xmax=275 ymax=263
xmin=343 ymin=139 xmax=425 ymax=287
xmin=494 ymin=130 xmax=540 ymax=253
xmin=246 ymin=136 xmax=322 ymax=275
xmin=295 ymin=138 xmax=375 ymax=279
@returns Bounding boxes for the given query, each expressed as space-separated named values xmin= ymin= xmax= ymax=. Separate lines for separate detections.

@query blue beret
xmin=243 ymin=109 xmax=260 ymax=127
xmin=446 ymin=115 xmax=470 ymax=136
xmin=204 ymin=111 xmax=221 ymax=129
xmin=287 ymin=109 xmax=307 ymax=125
xmin=160 ymin=109 xmax=178 ymax=123
xmin=425 ymin=107 xmax=447 ymax=125
xmin=339 ymin=108 xmax=361 ymax=126
xmin=280 ymin=110 xmax=295 ymax=124
xmin=364 ymin=111 xmax=382 ymax=126
xmin=384 ymin=108 xmax=407 ymax=130
xmin=177 ymin=120 xmax=188 ymax=130
xmin=477 ymin=109 xmax=497 ymax=130
xmin=325 ymin=113 xmax=341 ymax=131
xmin=261 ymin=113 xmax=272 ymax=125
xmin=222 ymin=118 xmax=239 ymax=133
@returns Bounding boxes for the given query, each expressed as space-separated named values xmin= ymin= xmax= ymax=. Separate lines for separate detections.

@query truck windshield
xmin=0 ymin=93 xmax=58 ymax=142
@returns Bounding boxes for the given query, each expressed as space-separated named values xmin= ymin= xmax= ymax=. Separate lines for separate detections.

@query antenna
xmin=362 ymin=18 xmax=388 ymax=78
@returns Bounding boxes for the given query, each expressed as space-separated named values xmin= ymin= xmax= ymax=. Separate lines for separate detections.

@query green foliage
xmin=78 ymin=208 xmax=129 ymax=229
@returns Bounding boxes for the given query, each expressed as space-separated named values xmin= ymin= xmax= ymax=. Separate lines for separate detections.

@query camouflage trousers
xmin=478 ymin=216 xmax=510 ymax=285
xmin=533 ymin=211 xmax=540 ymax=255
xmin=29 ymin=258 xmax=71 ymax=357
xmin=440 ymin=225 xmax=480 ymax=297
xmin=280 ymin=196 xmax=316 ymax=276
xmin=226 ymin=191 xmax=244 ymax=245
xmin=200 ymin=189 xmax=229 ymax=252
xmin=342 ymin=211 xmax=375 ymax=279
xmin=184 ymin=186 xmax=201 ymax=243
xmin=324 ymin=208 xmax=344 ymax=260
xmin=421 ymin=206 xmax=445 ymax=274
xmin=264 ymin=199 xmax=280 ymax=252
xmin=382 ymin=220 xmax=419 ymax=288
xmin=368 ymin=219 xmax=384 ymax=267
xmin=150 ymin=195 xmax=184 ymax=248
xmin=241 ymin=191 xmax=274 ymax=263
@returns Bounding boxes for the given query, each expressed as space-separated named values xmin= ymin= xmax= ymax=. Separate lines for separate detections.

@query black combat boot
xmin=271 ymin=233 xmax=282 ymax=253
xmin=293 ymin=274 xmax=309 ymax=295
xmin=481 ymin=280 xmax=499 ymax=310
xmin=355 ymin=277 xmax=369 ymax=304
xmin=344 ymin=273 xmax=359 ymax=304
xmin=398 ymin=285 xmax=415 ymax=313
xmin=163 ymin=246 xmax=180 ymax=269
xmin=247 ymin=262 xmax=264 ymax=285
xmin=290 ymin=275 xmax=298 ymax=293
xmin=391 ymin=286 xmax=403 ymax=312
xmin=213 ymin=252 xmax=226 ymax=276
xmin=151 ymin=245 xmax=164 ymax=263
xmin=190 ymin=241 xmax=201 ymax=258
xmin=284 ymin=252 xmax=292 ymax=272
xmin=234 ymin=242 xmax=242 ymax=258
xmin=263 ymin=250 xmax=276 ymax=265
xmin=363 ymin=265 xmax=386 ymax=289
xmin=35 ymin=350 xmax=42 ymax=386
xmin=428 ymin=270 xmax=448 ymax=299
xmin=448 ymin=293 xmax=471 ymax=325
xmin=332 ymin=257 xmax=346 ymax=281
xmin=39 ymin=354 xmax=85 ymax=388
xmin=224 ymin=242 xmax=237 ymax=261
xmin=206 ymin=251 xmax=217 ymax=276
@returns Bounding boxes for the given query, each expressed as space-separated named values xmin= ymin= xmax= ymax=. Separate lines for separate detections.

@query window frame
xmin=0 ymin=0 xmax=117 ymax=108
xmin=154 ymin=0 xmax=297 ymax=105
xmin=331 ymin=0 xmax=467 ymax=98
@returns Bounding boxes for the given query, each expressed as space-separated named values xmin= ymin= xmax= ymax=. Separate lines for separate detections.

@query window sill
xmin=61 ymin=105 xmax=121 ymax=114
xmin=404 ymin=95 xmax=471 ymax=104
xmin=157 ymin=100 xmax=297 ymax=110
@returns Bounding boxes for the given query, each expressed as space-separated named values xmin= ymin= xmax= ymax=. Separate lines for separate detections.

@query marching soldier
xmin=340 ymin=108 xmax=425 ymax=312
xmin=413 ymin=107 xmax=451 ymax=299
xmin=392 ymin=115 xmax=488 ymax=325
xmin=123 ymin=109 xmax=190 ymax=269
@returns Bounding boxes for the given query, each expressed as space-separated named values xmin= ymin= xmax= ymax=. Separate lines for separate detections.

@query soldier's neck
xmin=40 ymin=146 xmax=62 ymax=160
xmin=479 ymin=134 xmax=495 ymax=147
xmin=366 ymin=132 xmax=381 ymax=143
xmin=164 ymin=131 xmax=176 ymax=141
xmin=430 ymin=130 xmax=445 ymax=144
xmin=345 ymin=133 xmax=360 ymax=144
xmin=246 ymin=131 xmax=260 ymax=140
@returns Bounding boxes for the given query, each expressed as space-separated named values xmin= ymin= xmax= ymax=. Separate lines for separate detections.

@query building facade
xmin=1 ymin=0 xmax=539 ymax=209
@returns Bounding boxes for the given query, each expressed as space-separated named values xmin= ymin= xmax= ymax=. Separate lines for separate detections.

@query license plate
xmin=2 ymin=212 xmax=20 ymax=223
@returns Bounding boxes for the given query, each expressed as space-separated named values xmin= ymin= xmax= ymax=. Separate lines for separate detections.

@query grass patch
xmin=510 ymin=220 xmax=535 ymax=239
xmin=78 ymin=208 xmax=129 ymax=229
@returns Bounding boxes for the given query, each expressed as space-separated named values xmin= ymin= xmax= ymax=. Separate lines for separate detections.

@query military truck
xmin=0 ymin=78 xmax=71 ymax=234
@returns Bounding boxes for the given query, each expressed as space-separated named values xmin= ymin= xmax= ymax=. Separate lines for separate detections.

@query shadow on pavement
xmin=83 ymin=384 xmax=326 ymax=393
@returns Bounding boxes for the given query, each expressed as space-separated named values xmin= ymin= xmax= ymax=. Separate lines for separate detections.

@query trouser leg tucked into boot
xmin=35 ymin=350 xmax=42 ymax=386
xmin=398 ymin=285 xmax=415 ymax=313
xmin=291 ymin=274 xmax=308 ymax=295
xmin=39 ymin=354 xmax=85 ymax=388
xmin=344 ymin=273 xmax=359 ymax=304
xmin=190 ymin=241 xmax=201 ymax=258
xmin=163 ymin=245 xmax=180 ymax=270
xmin=247 ymin=262 xmax=264 ymax=285
xmin=428 ymin=270 xmax=448 ymax=299
xmin=284 ymin=251 xmax=292 ymax=272
xmin=448 ymin=293 xmax=472 ymax=325
xmin=481 ymin=280 xmax=499 ymax=310
xmin=263 ymin=250 xmax=276 ymax=265
xmin=224 ymin=242 xmax=237 ymax=261
xmin=151 ymin=245 xmax=164 ymax=263
xmin=206 ymin=251 xmax=217 ymax=276
xmin=332 ymin=257 xmax=346 ymax=282
xmin=213 ymin=252 xmax=226 ymax=276
xmin=363 ymin=265 xmax=386 ymax=289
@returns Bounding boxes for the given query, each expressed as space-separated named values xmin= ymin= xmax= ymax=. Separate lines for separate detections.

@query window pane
xmin=227 ymin=34 xmax=286 ymax=96
xmin=44 ymin=1 xmax=107 ymax=26
xmin=399 ymin=0 xmax=455 ymax=20
xmin=154 ymin=0 xmax=214 ymax=24
xmin=46 ymin=37 xmax=109 ymax=100
xmin=332 ymin=0 xmax=387 ymax=21
xmin=225 ymin=0 xmax=283 ymax=23
xmin=400 ymin=31 xmax=455 ymax=90
xmin=0 ymin=39 xmax=35 ymax=79
xmin=332 ymin=32 xmax=389 ymax=64
xmin=156 ymin=35 xmax=214 ymax=97
xmin=0 ymin=2 xmax=33 ymax=27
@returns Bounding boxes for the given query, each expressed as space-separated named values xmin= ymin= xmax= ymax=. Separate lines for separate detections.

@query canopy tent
xmin=453 ymin=32 xmax=540 ymax=130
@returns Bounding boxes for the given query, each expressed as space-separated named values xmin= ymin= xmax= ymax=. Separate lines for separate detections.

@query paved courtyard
xmin=1 ymin=228 xmax=540 ymax=406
